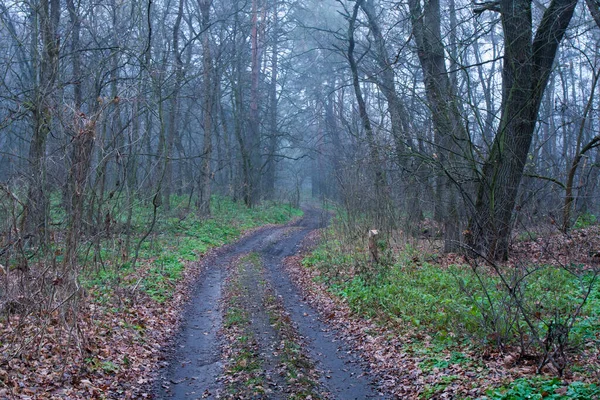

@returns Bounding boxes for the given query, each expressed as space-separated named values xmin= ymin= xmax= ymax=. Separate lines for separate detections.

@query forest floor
xmin=154 ymin=208 xmax=599 ymax=400
xmin=296 ymin=222 xmax=600 ymax=399
xmin=0 ymin=198 xmax=307 ymax=399
xmin=2 ymin=202 xmax=599 ymax=399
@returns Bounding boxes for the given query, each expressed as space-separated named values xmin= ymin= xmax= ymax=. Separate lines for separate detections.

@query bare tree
xmin=408 ymin=0 xmax=470 ymax=251
xmin=198 ymin=0 xmax=214 ymax=216
xmin=469 ymin=0 xmax=577 ymax=259
xmin=25 ymin=0 xmax=60 ymax=237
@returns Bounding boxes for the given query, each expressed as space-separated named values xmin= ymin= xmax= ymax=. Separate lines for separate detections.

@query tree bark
xmin=263 ymin=2 xmax=279 ymax=200
xmin=408 ymin=0 xmax=469 ymax=251
xmin=468 ymin=0 xmax=577 ymax=259
xmin=25 ymin=0 xmax=60 ymax=237
xmin=562 ymin=68 xmax=600 ymax=231
xmin=64 ymin=0 xmax=91 ymax=270
xmin=198 ymin=0 xmax=213 ymax=216
xmin=164 ymin=0 xmax=185 ymax=211
xmin=247 ymin=0 xmax=263 ymax=207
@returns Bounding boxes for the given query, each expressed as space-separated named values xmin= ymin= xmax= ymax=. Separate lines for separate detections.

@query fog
xmin=0 ymin=0 xmax=598 ymax=257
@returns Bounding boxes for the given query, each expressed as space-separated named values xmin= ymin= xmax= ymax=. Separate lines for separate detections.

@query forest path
xmin=154 ymin=207 xmax=380 ymax=399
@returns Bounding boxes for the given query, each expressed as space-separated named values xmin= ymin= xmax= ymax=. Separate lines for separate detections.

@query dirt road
xmin=154 ymin=208 xmax=381 ymax=399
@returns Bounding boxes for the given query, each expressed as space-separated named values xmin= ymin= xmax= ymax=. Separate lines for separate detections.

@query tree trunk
xmin=563 ymin=68 xmax=600 ymax=231
xmin=164 ymin=0 xmax=185 ymax=211
xmin=263 ymin=2 xmax=279 ymax=200
xmin=408 ymin=0 xmax=469 ymax=252
xmin=198 ymin=0 xmax=213 ymax=216
xmin=64 ymin=0 xmax=88 ymax=270
xmin=469 ymin=0 xmax=577 ymax=259
xmin=247 ymin=0 xmax=263 ymax=207
xmin=25 ymin=0 xmax=60 ymax=237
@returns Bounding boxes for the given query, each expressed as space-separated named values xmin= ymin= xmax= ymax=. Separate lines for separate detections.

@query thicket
xmin=302 ymin=210 xmax=600 ymax=397
xmin=0 ymin=193 xmax=301 ymax=355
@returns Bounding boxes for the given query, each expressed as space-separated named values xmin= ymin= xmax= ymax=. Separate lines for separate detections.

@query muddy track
xmin=154 ymin=208 xmax=381 ymax=399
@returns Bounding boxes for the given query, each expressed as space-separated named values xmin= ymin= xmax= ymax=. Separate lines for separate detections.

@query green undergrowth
xmin=302 ymin=226 xmax=600 ymax=398
xmin=303 ymin=238 xmax=599 ymax=343
xmin=303 ymin=241 xmax=468 ymax=333
xmin=483 ymin=378 xmax=600 ymax=399
xmin=82 ymin=196 xmax=302 ymax=302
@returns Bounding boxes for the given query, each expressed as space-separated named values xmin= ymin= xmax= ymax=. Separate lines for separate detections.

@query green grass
xmin=303 ymin=243 xmax=470 ymax=334
xmin=482 ymin=378 xmax=600 ymax=399
xmin=302 ymin=229 xmax=600 ymax=397
xmin=304 ymin=239 xmax=600 ymax=345
xmin=573 ymin=212 xmax=597 ymax=229
xmin=79 ymin=195 xmax=302 ymax=302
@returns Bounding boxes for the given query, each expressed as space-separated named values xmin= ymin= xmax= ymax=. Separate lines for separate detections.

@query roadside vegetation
xmin=0 ymin=195 xmax=301 ymax=398
xmin=5 ymin=0 xmax=600 ymax=397
xmin=300 ymin=210 xmax=600 ymax=399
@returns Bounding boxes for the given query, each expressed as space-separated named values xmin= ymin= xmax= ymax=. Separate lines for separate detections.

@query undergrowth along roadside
xmin=300 ymin=215 xmax=600 ymax=399
xmin=0 ymin=196 xmax=302 ymax=399
xmin=82 ymin=195 xmax=302 ymax=302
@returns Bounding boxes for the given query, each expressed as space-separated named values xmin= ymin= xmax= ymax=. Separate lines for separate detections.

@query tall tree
xmin=247 ymin=0 xmax=264 ymax=206
xmin=469 ymin=0 xmax=577 ymax=259
xmin=198 ymin=0 xmax=214 ymax=216
xmin=163 ymin=0 xmax=186 ymax=211
xmin=263 ymin=1 xmax=280 ymax=200
xmin=25 ymin=0 xmax=60 ymax=236
xmin=408 ymin=0 xmax=470 ymax=251
xmin=64 ymin=0 xmax=95 ymax=270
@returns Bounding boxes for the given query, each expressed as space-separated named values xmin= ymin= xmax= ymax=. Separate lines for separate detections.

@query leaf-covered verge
xmin=220 ymin=252 xmax=322 ymax=399
xmin=0 ymin=196 xmax=302 ymax=399
xmin=292 ymin=222 xmax=600 ymax=399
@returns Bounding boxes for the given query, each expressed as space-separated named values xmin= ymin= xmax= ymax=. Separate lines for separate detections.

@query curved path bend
xmin=154 ymin=208 xmax=381 ymax=399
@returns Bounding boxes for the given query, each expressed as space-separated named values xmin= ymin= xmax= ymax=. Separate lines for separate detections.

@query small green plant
xmin=517 ymin=231 xmax=539 ymax=242
xmin=85 ymin=357 xmax=119 ymax=374
xmin=484 ymin=378 xmax=600 ymax=399
xmin=420 ymin=375 xmax=460 ymax=399
xmin=574 ymin=212 xmax=597 ymax=229
xmin=225 ymin=307 xmax=246 ymax=328
xmin=101 ymin=361 xmax=119 ymax=374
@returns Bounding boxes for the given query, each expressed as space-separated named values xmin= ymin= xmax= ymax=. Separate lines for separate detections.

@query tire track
xmin=155 ymin=208 xmax=381 ymax=399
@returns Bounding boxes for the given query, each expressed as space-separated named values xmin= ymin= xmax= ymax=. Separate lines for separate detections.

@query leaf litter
xmin=287 ymin=229 xmax=600 ymax=399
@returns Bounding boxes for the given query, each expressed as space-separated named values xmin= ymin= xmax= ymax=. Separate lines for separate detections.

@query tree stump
xmin=368 ymin=229 xmax=379 ymax=263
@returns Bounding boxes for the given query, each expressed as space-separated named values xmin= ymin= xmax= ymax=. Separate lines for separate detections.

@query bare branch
xmin=473 ymin=1 xmax=501 ymax=14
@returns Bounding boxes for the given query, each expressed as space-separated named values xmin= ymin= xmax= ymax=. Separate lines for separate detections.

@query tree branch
xmin=473 ymin=1 xmax=501 ymax=14
xmin=523 ymin=173 xmax=566 ymax=190
xmin=585 ymin=0 xmax=600 ymax=30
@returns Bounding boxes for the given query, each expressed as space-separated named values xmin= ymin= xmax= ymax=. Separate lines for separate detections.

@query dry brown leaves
xmin=435 ymin=225 xmax=600 ymax=270
xmin=0 ymin=257 xmax=208 ymax=399
xmin=283 ymin=230 xmax=599 ymax=399
xmin=0 ymin=222 xmax=283 ymax=399
xmin=510 ymin=225 xmax=600 ymax=269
